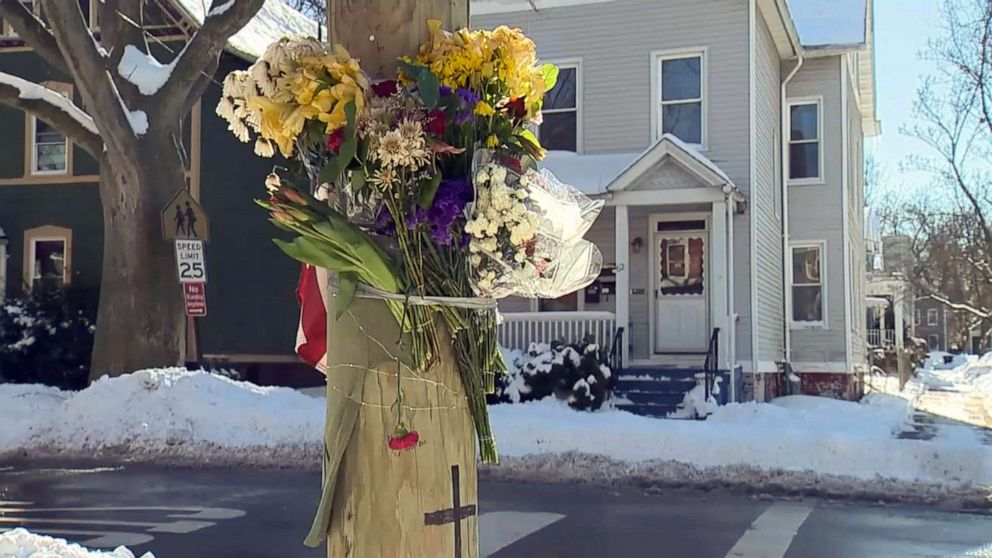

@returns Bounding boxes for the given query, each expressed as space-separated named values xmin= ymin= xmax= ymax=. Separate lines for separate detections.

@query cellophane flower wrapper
xmin=467 ymin=149 xmax=604 ymax=299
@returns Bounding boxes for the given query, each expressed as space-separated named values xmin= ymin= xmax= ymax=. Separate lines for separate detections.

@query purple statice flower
xmin=439 ymin=85 xmax=453 ymax=97
xmin=374 ymin=207 xmax=396 ymax=236
xmin=427 ymin=178 xmax=473 ymax=246
xmin=406 ymin=207 xmax=428 ymax=230
xmin=453 ymin=88 xmax=481 ymax=124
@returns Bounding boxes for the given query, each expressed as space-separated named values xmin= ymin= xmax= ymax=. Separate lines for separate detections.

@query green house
xmin=0 ymin=0 xmax=323 ymax=386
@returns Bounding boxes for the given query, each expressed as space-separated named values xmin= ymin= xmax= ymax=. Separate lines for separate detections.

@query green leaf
xmin=335 ymin=272 xmax=359 ymax=320
xmin=417 ymin=172 xmax=443 ymax=209
xmin=397 ymin=60 xmax=426 ymax=79
xmin=418 ymin=69 xmax=440 ymax=109
xmin=351 ymin=170 xmax=366 ymax=194
xmin=540 ymin=63 xmax=559 ymax=92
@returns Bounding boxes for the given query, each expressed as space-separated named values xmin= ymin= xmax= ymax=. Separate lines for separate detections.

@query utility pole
xmin=307 ymin=2 xmax=479 ymax=557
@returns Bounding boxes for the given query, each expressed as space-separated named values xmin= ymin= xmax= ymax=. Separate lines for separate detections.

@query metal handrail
xmin=608 ymin=327 xmax=624 ymax=379
xmin=703 ymin=327 xmax=720 ymax=401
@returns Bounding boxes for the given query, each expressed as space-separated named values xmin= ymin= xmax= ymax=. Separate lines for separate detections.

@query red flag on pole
xmin=296 ymin=264 xmax=329 ymax=374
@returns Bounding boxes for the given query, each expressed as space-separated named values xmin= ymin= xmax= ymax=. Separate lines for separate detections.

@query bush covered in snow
xmin=490 ymin=341 xmax=613 ymax=410
xmin=0 ymin=285 xmax=96 ymax=389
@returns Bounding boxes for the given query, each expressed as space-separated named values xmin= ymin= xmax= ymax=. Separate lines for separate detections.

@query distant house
xmin=914 ymin=296 xmax=952 ymax=352
xmin=0 ymin=0 xmax=323 ymax=385
xmin=473 ymin=0 xmax=879 ymax=409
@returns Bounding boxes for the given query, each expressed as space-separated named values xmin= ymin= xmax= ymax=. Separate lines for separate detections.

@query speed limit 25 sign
xmin=174 ymin=239 xmax=207 ymax=283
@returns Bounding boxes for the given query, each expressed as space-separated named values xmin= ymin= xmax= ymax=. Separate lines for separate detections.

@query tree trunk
xmin=89 ymin=135 xmax=187 ymax=380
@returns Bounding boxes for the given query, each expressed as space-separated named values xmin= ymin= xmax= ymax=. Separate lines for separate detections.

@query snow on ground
xmin=489 ymin=395 xmax=992 ymax=487
xmin=0 ymin=369 xmax=323 ymax=465
xmin=2 ymin=368 xmax=991 ymax=504
xmin=0 ymin=528 xmax=152 ymax=558
xmin=914 ymin=352 xmax=992 ymax=425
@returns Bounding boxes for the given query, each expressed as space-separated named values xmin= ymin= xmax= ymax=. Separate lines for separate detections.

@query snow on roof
xmin=542 ymin=151 xmax=638 ymax=195
xmin=169 ymin=0 xmax=320 ymax=61
xmin=0 ymin=72 xmax=99 ymax=135
xmin=787 ymin=0 xmax=867 ymax=47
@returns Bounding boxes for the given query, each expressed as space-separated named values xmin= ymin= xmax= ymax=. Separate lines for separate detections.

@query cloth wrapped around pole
xmin=306 ymin=281 xmax=479 ymax=558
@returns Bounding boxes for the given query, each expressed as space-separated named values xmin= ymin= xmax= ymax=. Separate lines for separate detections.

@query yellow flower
xmin=475 ymin=101 xmax=495 ymax=117
xmin=485 ymin=134 xmax=499 ymax=148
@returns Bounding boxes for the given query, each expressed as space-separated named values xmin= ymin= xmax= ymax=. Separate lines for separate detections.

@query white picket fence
xmin=867 ymin=328 xmax=896 ymax=347
xmin=498 ymin=311 xmax=617 ymax=349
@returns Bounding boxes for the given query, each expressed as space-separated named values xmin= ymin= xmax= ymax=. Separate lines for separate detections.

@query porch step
xmin=612 ymin=366 xmax=706 ymax=418
xmin=619 ymin=391 xmax=686 ymax=407
xmin=615 ymin=378 xmax=696 ymax=394
xmin=618 ymin=367 xmax=703 ymax=381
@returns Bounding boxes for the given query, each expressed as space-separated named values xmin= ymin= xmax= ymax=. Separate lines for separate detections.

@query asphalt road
xmin=1 ymin=461 xmax=991 ymax=557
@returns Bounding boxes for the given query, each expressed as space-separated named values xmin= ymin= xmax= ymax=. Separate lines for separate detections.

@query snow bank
xmin=488 ymin=395 xmax=992 ymax=486
xmin=0 ymin=528 xmax=152 ymax=558
xmin=0 ymin=368 xmax=323 ymax=464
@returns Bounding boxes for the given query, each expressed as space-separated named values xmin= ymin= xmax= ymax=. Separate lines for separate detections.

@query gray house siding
xmin=786 ymin=56 xmax=848 ymax=366
xmin=753 ymin=12 xmax=785 ymax=364
xmin=473 ymin=0 xmax=755 ymax=362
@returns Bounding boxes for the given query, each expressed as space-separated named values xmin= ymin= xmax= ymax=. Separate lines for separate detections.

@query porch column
xmin=615 ymin=204 xmax=630 ymax=365
xmin=0 ymin=228 xmax=6 ymax=300
xmin=894 ymin=291 xmax=905 ymax=351
xmin=710 ymin=200 xmax=730 ymax=370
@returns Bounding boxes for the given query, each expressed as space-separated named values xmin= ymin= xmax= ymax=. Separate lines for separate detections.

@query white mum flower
xmin=489 ymin=165 xmax=507 ymax=184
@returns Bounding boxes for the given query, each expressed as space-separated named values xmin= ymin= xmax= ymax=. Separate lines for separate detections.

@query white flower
xmin=470 ymin=254 xmax=482 ymax=266
xmin=514 ymin=251 xmax=526 ymax=263
xmin=264 ymin=173 xmax=281 ymax=193
xmin=254 ymin=138 xmax=275 ymax=157
xmin=475 ymin=169 xmax=490 ymax=184
xmin=515 ymin=189 xmax=528 ymax=200
xmin=489 ymin=165 xmax=507 ymax=184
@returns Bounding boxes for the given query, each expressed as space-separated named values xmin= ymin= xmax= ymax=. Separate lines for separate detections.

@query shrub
xmin=490 ymin=339 xmax=614 ymax=411
xmin=0 ymin=285 xmax=96 ymax=389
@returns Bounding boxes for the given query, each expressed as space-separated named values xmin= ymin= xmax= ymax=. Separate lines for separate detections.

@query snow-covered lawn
xmin=0 ymin=528 xmax=152 ymax=558
xmin=914 ymin=352 xmax=992 ymax=425
xmin=1 ymin=368 xmax=990 ymax=502
xmin=0 ymin=369 xmax=323 ymax=466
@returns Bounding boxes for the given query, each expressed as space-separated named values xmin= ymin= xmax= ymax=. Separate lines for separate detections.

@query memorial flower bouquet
xmin=218 ymin=23 xmax=603 ymax=463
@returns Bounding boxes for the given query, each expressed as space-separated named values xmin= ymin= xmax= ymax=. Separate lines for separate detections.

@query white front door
xmin=654 ymin=229 xmax=708 ymax=352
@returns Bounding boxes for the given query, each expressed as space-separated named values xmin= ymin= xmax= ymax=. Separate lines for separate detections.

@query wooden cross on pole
xmin=424 ymin=465 xmax=477 ymax=558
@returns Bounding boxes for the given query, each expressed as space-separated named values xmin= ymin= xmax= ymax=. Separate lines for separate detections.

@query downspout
xmin=725 ymin=189 xmax=736 ymax=401
xmin=781 ymin=54 xmax=804 ymax=366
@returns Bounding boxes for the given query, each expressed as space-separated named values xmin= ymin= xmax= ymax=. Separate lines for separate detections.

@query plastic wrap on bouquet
xmin=467 ymin=149 xmax=604 ymax=299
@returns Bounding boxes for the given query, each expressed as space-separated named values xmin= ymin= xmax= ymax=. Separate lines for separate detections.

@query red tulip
xmin=372 ymin=79 xmax=399 ymax=97
xmin=326 ymin=128 xmax=345 ymax=154
xmin=506 ymin=96 xmax=527 ymax=120
xmin=426 ymin=110 xmax=446 ymax=136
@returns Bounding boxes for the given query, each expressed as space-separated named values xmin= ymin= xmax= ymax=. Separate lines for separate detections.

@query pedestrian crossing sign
xmin=161 ymin=188 xmax=209 ymax=242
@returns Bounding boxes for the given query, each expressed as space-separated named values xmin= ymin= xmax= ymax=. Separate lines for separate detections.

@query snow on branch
xmin=929 ymin=292 xmax=992 ymax=320
xmin=154 ymin=0 xmax=264 ymax=123
xmin=117 ymin=45 xmax=175 ymax=96
xmin=0 ymin=71 xmax=101 ymax=155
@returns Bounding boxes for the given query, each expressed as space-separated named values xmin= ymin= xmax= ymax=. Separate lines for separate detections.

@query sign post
xmin=162 ymin=188 xmax=209 ymax=368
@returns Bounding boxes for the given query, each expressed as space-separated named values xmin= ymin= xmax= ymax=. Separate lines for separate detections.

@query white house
xmin=473 ymin=0 xmax=879 ymax=411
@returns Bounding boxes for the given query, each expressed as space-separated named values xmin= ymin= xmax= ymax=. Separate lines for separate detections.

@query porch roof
xmin=543 ymin=134 xmax=740 ymax=199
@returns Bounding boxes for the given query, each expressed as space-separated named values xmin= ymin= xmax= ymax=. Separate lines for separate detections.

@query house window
xmin=791 ymin=243 xmax=825 ymax=326
xmin=28 ymin=82 xmax=73 ymax=176
xmin=23 ymin=225 xmax=72 ymax=289
xmin=540 ymin=63 xmax=579 ymax=152
xmin=655 ymin=50 xmax=705 ymax=146
xmin=539 ymin=292 xmax=579 ymax=312
xmin=788 ymin=99 xmax=822 ymax=182
xmin=928 ymin=334 xmax=940 ymax=350
xmin=927 ymin=308 xmax=938 ymax=326
xmin=914 ymin=309 xmax=921 ymax=326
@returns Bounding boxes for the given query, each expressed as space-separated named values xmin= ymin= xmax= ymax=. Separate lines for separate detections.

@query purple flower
xmin=406 ymin=208 xmax=428 ymax=230
xmin=439 ymin=85 xmax=453 ymax=97
xmin=374 ymin=207 xmax=396 ymax=236
xmin=455 ymin=88 xmax=480 ymax=106
xmin=426 ymin=178 xmax=473 ymax=246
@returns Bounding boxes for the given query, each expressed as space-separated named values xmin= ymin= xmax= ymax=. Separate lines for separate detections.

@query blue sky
xmin=870 ymin=0 xmax=944 ymax=197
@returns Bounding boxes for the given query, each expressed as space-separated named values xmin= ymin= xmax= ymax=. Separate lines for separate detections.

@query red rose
xmin=388 ymin=430 xmax=420 ymax=451
xmin=372 ymin=79 xmax=399 ymax=97
xmin=506 ymin=96 xmax=527 ymax=120
xmin=426 ymin=110 xmax=446 ymax=136
xmin=500 ymin=156 xmax=523 ymax=173
xmin=326 ymin=128 xmax=345 ymax=154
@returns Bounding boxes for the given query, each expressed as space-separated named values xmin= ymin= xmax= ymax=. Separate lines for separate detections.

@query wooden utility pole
xmin=308 ymin=2 xmax=479 ymax=557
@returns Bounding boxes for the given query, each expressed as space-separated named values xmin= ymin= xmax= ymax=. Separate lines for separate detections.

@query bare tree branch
xmin=0 ymin=75 xmax=101 ymax=156
xmin=0 ymin=0 xmax=68 ymax=75
xmin=154 ymin=0 xmax=264 ymax=124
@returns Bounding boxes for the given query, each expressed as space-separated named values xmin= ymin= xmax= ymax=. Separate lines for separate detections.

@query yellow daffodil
xmin=475 ymin=101 xmax=495 ymax=117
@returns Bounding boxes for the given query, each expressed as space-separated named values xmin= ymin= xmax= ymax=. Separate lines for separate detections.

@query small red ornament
xmin=388 ymin=427 xmax=420 ymax=451
xmin=372 ymin=79 xmax=399 ymax=97
xmin=326 ymin=128 xmax=345 ymax=154
xmin=426 ymin=110 xmax=446 ymax=136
